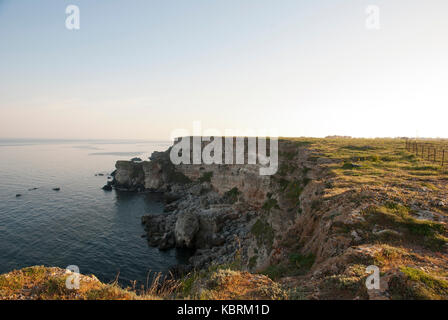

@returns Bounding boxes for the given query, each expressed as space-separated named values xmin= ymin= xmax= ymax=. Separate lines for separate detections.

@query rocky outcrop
xmin=141 ymin=213 xmax=177 ymax=248
xmin=115 ymin=138 xmax=310 ymax=270
xmin=140 ymin=182 xmax=255 ymax=268
xmin=175 ymin=211 xmax=199 ymax=248
xmin=111 ymin=138 xmax=270 ymax=207
xmin=114 ymin=161 xmax=145 ymax=191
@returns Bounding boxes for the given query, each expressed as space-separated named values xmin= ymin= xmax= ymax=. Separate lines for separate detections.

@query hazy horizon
xmin=2 ymin=136 xmax=448 ymax=141
xmin=1 ymin=0 xmax=448 ymax=140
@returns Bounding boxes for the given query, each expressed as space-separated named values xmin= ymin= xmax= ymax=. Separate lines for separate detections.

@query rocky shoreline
xmin=107 ymin=137 xmax=333 ymax=279
xmin=109 ymin=139 xmax=273 ymax=274
xmin=141 ymin=184 xmax=259 ymax=271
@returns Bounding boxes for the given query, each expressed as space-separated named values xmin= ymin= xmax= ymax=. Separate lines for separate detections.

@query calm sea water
xmin=0 ymin=139 xmax=188 ymax=286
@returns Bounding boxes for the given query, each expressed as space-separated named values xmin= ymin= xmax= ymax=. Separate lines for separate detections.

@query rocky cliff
xmin=112 ymin=137 xmax=300 ymax=271
xmin=113 ymin=138 xmax=270 ymax=207
xmin=111 ymin=138 xmax=448 ymax=300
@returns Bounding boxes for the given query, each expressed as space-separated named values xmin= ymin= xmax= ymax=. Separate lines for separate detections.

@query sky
xmin=0 ymin=0 xmax=447 ymax=140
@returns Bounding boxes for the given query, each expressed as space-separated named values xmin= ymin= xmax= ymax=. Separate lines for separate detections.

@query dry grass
xmin=281 ymin=137 xmax=448 ymax=189
xmin=0 ymin=266 xmax=288 ymax=300
xmin=190 ymin=269 xmax=287 ymax=300
xmin=0 ymin=266 xmax=180 ymax=300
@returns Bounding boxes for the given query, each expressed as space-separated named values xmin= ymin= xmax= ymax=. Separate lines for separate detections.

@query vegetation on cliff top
xmin=265 ymin=137 xmax=448 ymax=299
xmin=0 ymin=265 xmax=288 ymax=300
xmin=0 ymin=266 xmax=149 ymax=300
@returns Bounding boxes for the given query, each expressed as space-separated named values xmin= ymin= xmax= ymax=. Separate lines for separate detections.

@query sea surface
xmin=0 ymin=139 xmax=189 ymax=286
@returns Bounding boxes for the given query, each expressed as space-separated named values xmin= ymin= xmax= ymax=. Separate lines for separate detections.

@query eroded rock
xmin=175 ymin=211 xmax=199 ymax=248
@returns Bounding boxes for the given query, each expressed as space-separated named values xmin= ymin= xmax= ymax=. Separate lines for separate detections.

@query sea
xmin=0 ymin=139 xmax=190 ymax=286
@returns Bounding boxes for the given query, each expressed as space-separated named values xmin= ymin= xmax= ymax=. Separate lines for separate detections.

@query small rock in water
xmin=102 ymin=184 xmax=113 ymax=191
xmin=16 ymin=194 xmax=22 ymax=197
xmin=52 ymin=188 xmax=61 ymax=191
xmin=28 ymin=187 xmax=38 ymax=191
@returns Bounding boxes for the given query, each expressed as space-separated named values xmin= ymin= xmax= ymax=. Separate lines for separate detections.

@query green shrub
xmin=251 ymin=219 xmax=275 ymax=250
xmin=286 ymin=181 xmax=303 ymax=201
xmin=389 ymin=267 xmax=448 ymax=300
xmin=199 ymin=171 xmax=213 ymax=183
xmin=248 ymin=256 xmax=258 ymax=269
xmin=223 ymin=187 xmax=240 ymax=204
xmin=262 ymin=253 xmax=315 ymax=280
xmin=262 ymin=198 xmax=279 ymax=212
xmin=262 ymin=264 xmax=288 ymax=280
xmin=364 ymin=204 xmax=447 ymax=250
xmin=289 ymin=253 xmax=315 ymax=270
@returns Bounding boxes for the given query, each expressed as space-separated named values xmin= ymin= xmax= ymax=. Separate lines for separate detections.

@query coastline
xmin=2 ymin=137 xmax=448 ymax=300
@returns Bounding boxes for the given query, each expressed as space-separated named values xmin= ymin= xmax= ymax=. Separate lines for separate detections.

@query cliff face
xmin=113 ymin=138 xmax=271 ymax=207
xmin=112 ymin=138 xmax=314 ymax=273
xmin=112 ymin=138 xmax=448 ymax=300
xmin=114 ymin=161 xmax=145 ymax=190
xmin=174 ymin=164 xmax=270 ymax=207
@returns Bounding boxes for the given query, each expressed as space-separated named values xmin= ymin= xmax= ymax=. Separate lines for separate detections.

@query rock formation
xmin=175 ymin=211 xmax=199 ymax=248
xmin=111 ymin=137 xmax=448 ymax=300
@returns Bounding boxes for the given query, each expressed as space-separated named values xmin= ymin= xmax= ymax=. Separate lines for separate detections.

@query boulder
xmin=102 ymin=184 xmax=112 ymax=191
xmin=113 ymin=161 xmax=145 ymax=190
xmin=175 ymin=211 xmax=199 ymax=248
xmin=414 ymin=210 xmax=444 ymax=222
xmin=159 ymin=231 xmax=176 ymax=250
xmin=164 ymin=202 xmax=178 ymax=212
xmin=195 ymin=210 xmax=220 ymax=248
xmin=163 ymin=191 xmax=182 ymax=204
xmin=142 ymin=213 xmax=177 ymax=247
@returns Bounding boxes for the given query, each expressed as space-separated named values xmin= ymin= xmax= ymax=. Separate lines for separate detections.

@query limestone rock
xmin=113 ymin=161 xmax=145 ymax=190
xmin=159 ymin=231 xmax=176 ymax=250
xmin=175 ymin=211 xmax=199 ymax=248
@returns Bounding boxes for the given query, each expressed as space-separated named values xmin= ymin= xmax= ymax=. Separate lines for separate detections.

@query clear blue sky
xmin=1 ymin=0 xmax=447 ymax=139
